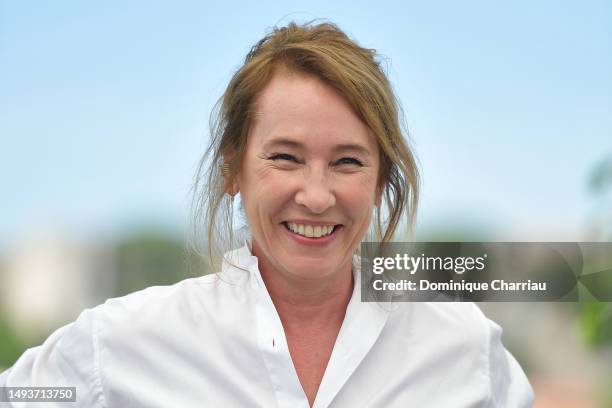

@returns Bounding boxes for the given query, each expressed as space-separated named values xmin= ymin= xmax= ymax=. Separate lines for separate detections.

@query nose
xmin=294 ymin=166 xmax=336 ymax=214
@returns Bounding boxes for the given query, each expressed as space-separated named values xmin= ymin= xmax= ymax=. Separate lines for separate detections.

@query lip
xmin=281 ymin=222 xmax=342 ymax=247
xmin=284 ymin=219 xmax=341 ymax=226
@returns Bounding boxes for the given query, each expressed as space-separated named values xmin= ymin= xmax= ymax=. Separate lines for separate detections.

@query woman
xmin=0 ymin=22 xmax=533 ymax=407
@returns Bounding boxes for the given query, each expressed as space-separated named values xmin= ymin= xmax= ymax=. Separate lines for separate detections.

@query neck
xmin=252 ymin=243 xmax=354 ymax=335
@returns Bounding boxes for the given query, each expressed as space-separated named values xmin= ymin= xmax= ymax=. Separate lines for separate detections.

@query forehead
xmin=249 ymin=69 xmax=378 ymax=153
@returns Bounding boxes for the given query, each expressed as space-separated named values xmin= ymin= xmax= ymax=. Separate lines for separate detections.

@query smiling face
xmin=235 ymin=67 xmax=381 ymax=281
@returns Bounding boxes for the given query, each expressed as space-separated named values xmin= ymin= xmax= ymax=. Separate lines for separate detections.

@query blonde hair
xmin=190 ymin=21 xmax=419 ymax=272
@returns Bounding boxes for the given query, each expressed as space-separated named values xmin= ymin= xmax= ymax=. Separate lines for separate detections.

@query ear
xmin=221 ymin=159 xmax=240 ymax=196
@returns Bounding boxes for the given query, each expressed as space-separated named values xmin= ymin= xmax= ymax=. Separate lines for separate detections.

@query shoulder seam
xmin=478 ymin=305 xmax=494 ymax=408
xmin=91 ymin=310 xmax=109 ymax=408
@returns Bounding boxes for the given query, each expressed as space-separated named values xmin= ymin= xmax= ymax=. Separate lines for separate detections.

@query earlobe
xmin=223 ymin=176 xmax=239 ymax=196
xmin=228 ymin=180 xmax=239 ymax=196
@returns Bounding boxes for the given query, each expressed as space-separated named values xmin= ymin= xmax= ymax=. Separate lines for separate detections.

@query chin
xmin=283 ymin=260 xmax=337 ymax=280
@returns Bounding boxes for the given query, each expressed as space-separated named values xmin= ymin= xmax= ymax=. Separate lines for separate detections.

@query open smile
xmin=282 ymin=222 xmax=343 ymax=244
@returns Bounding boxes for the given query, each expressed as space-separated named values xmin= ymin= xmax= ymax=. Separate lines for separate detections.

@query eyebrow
xmin=262 ymin=138 xmax=372 ymax=156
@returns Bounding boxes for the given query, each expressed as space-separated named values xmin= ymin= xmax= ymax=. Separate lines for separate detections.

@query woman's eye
xmin=336 ymin=157 xmax=363 ymax=166
xmin=268 ymin=153 xmax=298 ymax=162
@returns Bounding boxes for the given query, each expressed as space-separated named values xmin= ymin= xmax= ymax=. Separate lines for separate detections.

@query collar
xmin=222 ymin=240 xmax=391 ymax=408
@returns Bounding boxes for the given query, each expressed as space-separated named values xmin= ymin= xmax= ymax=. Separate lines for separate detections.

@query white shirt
xmin=0 ymin=242 xmax=534 ymax=407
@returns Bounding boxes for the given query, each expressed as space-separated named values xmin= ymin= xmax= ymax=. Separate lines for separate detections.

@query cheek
xmin=240 ymin=166 xmax=293 ymax=211
xmin=337 ymin=176 xmax=378 ymax=217
xmin=254 ymin=167 xmax=294 ymax=198
xmin=239 ymin=160 xmax=269 ymax=196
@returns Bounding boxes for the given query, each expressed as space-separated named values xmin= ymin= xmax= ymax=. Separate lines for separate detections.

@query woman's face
xmin=236 ymin=68 xmax=381 ymax=281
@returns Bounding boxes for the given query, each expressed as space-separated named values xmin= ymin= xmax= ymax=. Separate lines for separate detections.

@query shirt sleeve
xmin=486 ymin=317 xmax=534 ymax=408
xmin=0 ymin=308 xmax=106 ymax=407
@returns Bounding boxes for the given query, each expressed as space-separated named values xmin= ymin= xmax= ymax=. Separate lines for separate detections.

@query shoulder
xmin=387 ymin=302 xmax=509 ymax=366
xmin=384 ymin=302 xmax=533 ymax=407
xmin=383 ymin=302 xmax=492 ymax=368
xmin=82 ymin=246 xmax=255 ymax=348
xmin=95 ymin=241 xmax=256 ymax=321
xmin=95 ymin=274 xmax=221 ymax=319
xmin=0 ymin=268 xmax=259 ymax=407
xmin=91 ymin=271 xmax=251 ymax=337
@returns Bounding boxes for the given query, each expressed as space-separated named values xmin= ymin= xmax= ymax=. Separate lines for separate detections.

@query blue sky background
xmin=1 ymin=0 xmax=610 ymax=248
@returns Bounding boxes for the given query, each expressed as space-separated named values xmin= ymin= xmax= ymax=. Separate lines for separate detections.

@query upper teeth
xmin=287 ymin=223 xmax=335 ymax=238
